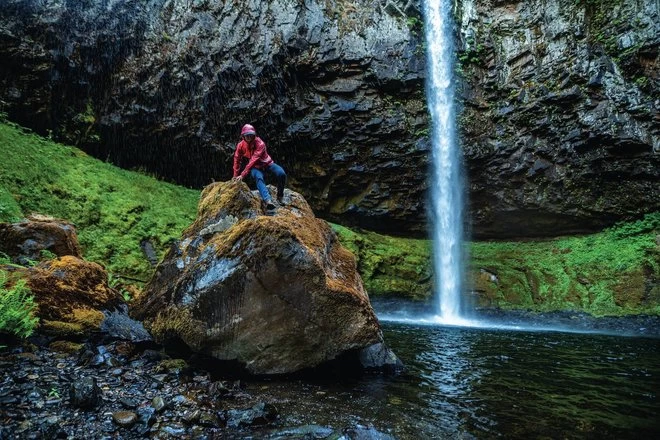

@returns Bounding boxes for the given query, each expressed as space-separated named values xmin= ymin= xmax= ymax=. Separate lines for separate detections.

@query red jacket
xmin=233 ymin=137 xmax=273 ymax=178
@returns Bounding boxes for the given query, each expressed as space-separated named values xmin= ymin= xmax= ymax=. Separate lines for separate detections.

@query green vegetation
xmin=406 ymin=16 xmax=423 ymax=36
xmin=0 ymin=184 xmax=23 ymax=222
xmin=1 ymin=120 xmax=657 ymax=317
xmin=458 ymin=36 xmax=485 ymax=66
xmin=0 ymin=121 xmax=199 ymax=281
xmin=0 ymin=270 xmax=39 ymax=337
xmin=332 ymin=214 xmax=660 ymax=316
xmin=331 ymin=223 xmax=432 ymax=301
xmin=471 ymin=213 xmax=660 ymax=316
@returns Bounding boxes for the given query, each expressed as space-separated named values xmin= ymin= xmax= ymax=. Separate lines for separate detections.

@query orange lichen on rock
xmin=5 ymin=255 xmax=123 ymax=336
xmin=48 ymin=340 xmax=83 ymax=353
xmin=147 ymin=306 xmax=206 ymax=350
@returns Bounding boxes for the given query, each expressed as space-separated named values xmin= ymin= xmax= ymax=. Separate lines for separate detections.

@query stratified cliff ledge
xmin=0 ymin=0 xmax=657 ymax=238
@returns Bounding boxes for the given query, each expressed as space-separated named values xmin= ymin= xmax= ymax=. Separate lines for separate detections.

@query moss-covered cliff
xmin=0 ymin=121 xmax=198 ymax=280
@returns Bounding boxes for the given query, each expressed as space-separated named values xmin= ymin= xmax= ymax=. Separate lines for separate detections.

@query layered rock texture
xmin=457 ymin=0 xmax=659 ymax=237
xmin=0 ymin=0 xmax=427 ymax=234
xmin=0 ymin=0 xmax=657 ymax=237
xmin=132 ymin=181 xmax=388 ymax=375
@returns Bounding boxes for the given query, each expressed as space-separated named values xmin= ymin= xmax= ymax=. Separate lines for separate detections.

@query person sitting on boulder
xmin=231 ymin=123 xmax=287 ymax=210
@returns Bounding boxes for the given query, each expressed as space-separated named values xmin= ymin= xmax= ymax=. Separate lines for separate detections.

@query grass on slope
xmin=471 ymin=213 xmax=660 ymax=316
xmin=0 ymin=121 xmax=199 ymax=281
xmin=331 ymin=223 xmax=432 ymax=300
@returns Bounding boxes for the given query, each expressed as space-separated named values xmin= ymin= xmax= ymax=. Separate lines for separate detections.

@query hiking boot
xmin=265 ymin=201 xmax=276 ymax=211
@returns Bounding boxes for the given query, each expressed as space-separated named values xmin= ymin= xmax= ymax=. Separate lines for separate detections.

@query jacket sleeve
xmin=240 ymin=139 xmax=267 ymax=178
xmin=233 ymin=143 xmax=242 ymax=178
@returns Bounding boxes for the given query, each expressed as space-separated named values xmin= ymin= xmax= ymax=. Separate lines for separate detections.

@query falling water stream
xmin=424 ymin=0 xmax=465 ymax=323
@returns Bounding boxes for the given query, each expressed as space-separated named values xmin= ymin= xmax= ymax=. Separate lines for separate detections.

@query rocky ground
xmin=0 ymin=338 xmax=395 ymax=440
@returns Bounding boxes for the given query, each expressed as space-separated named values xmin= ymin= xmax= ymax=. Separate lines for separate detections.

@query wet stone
xmin=152 ymin=396 xmax=167 ymax=412
xmin=226 ymin=402 xmax=278 ymax=428
xmin=112 ymin=411 xmax=138 ymax=427
xmin=136 ymin=406 xmax=157 ymax=427
xmin=183 ymin=409 xmax=201 ymax=424
xmin=171 ymin=394 xmax=192 ymax=406
xmin=159 ymin=422 xmax=187 ymax=436
xmin=120 ymin=397 xmax=138 ymax=409
xmin=70 ymin=376 xmax=101 ymax=409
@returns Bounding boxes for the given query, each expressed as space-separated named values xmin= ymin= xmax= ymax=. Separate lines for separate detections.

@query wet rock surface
xmin=0 ymin=341 xmax=398 ymax=439
xmin=0 ymin=215 xmax=82 ymax=264
xmin=457 ymin=0 xmax=659 ymax=238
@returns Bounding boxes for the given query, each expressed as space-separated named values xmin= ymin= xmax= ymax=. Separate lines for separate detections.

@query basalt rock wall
xmin=0 ymin=0 xmax=658 ymax=238
xmin=0 ymin=0 xmax=429 ymax=235
xmin=457 ymin=0 xmax=659 ymax=237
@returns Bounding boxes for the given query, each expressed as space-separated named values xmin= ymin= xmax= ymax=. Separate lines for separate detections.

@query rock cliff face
xmin=0 ymin=0 xmax=657 ymax=238
xmin=457 ymin=0 xmax=659 ymax=237
xmin=0 ymin=0 xmax=428 ymax=235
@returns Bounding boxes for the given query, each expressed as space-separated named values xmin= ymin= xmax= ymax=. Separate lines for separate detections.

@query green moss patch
xmin=0 ymin=121 xmax=199 ymax=281
xmin=330 ymin=223 xmax=432 ymax=301
xmin=0 ymin=184 xmax=23 ymax=223
xmin=470 ymin=213 xmax=660 ymax=316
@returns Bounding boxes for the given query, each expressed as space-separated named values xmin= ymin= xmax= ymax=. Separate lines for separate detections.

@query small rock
xmin=171 ymin=394 xmax=191 ymax=406
xmin=182 ymin=409 xmax=200 ymax=424
xmin=119 ymin=397 xmax=138 ymax=409
xmin=137 ymin=406 xmax=157 ymax=426
xmin=159 ymin=422 xmax=187 ymax=436
xmin=69 ymin=377 xmax=101 ymax=409
xmin=112 ymin=411 xmax=137 ymax=428
xmin=152 ymin=396 xmax=167 ymax=412
xmin=226 ymin=402 xmax=278 ymax=428
xmin=343 ymin=424 xmax=396 ymax=440
xmin=197 ymin=411 xmax=220 ymax=427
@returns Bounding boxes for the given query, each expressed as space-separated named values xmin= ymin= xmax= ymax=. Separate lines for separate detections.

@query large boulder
xmin=0 ymin=214 xmax=83 ymax=264
xmin=132 ymin=181 xmax=391 ymax=375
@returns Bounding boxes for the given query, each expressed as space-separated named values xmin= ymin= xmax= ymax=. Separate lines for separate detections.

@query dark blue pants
xmin=250 ymin=163 xmax=286 ymax=203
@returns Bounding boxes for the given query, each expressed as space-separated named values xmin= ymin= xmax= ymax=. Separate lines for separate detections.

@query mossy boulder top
xmin=132 ymin=181 xmax=385 ymax=375
xmin=0 ymin=214 xmax=82 ymax=263
xmin=3 ymin=255 xmax=125 ymax=337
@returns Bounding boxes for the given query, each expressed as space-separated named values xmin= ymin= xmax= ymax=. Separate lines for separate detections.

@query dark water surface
xmin=253 ymin=324 xmax=660 ymax=439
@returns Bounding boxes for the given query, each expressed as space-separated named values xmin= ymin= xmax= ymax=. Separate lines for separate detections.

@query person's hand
xmin=232 ymin=175 xmax=243 ymax=182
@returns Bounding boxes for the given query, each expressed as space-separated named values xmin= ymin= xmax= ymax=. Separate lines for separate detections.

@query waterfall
xmin=423 ymin=0 xmax=466 ymax=323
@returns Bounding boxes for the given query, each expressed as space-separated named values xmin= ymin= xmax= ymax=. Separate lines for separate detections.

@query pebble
xmin=152 ymin=396 xmax=167 ymax=412
xmin=0 ymin=339 xmax=396 ymax=439
xmin=112 ymin=410 xmax=138 ymax=427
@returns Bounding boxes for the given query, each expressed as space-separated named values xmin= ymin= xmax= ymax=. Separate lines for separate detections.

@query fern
xmin=0 ymin=270 xmax=39 ymax=337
